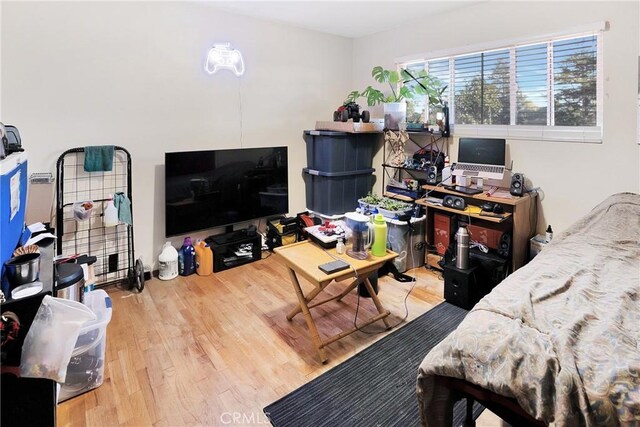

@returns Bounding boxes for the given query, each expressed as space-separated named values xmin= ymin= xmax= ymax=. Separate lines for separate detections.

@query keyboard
xmin=444 ymin=185 xmax=483 ymax=195
xmin=456 ymin=163 xmax=504 ymax=174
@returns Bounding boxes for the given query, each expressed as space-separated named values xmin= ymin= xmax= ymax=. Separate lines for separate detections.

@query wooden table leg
xmin=362 ymin=277 xmax=391 ymax=329
xmin=286 ymin=281 xmax=324 ymax=321
xmin=285 ymin=268 xmax=328 ymax=363
xmin=335 ymin=277 xmax=361 ymax=302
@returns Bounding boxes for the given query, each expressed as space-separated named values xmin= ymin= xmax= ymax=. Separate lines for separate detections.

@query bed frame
xmin=434 ymin=375 xmax=546 ymax=427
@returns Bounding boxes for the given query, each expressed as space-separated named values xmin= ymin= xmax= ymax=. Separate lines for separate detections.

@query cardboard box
xmin=315 ymin=120 xmax=384 ymax=133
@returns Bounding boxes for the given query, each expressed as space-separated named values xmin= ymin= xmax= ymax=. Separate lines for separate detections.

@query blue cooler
xmin=1 ymin=152 xmax=28 ymax=278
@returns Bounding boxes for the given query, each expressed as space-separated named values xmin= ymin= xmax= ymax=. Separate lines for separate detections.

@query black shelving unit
xmin=382 ymin=130 xmax=449 ymax=202
xmin=208 ymin=231 xmax=261 ymax=272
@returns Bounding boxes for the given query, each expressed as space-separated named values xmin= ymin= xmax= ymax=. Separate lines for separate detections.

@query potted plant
xmin=357 ymin=192 xmax=383 ymax=214
xmin=346 ymin=66 xmax=447 ymax=130
xmin=377 ymin=197 xmax=414 ymax=219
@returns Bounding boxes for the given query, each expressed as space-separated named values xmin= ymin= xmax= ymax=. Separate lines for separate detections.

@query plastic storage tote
xmin=58 ymin=289 xmax=112 ymax=402
xmin=303 ymin=168 xmax=375 ymax=216
xmin=303 ymin=131 xmax=378 ymax=173
xmin=386 ymin=215 xmax=426 ymax=273
xmin=0 ymin=152 xmax=28 ymax=274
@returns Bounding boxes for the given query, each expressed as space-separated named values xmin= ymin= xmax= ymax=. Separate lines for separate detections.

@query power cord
xmin=353 ymin=220 xmax=419 ymax=334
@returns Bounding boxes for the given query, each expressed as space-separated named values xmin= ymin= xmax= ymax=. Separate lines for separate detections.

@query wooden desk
xmin=416 ymin=185 xmax=536 ymax=272
xmin=274 ymin=241 xmax=397 ymax=363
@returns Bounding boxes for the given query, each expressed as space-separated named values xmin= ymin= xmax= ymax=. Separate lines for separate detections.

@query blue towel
xmin=84 ymin=145 xmax=114 ymax=172
xmin=113 ymin=192 xmax=132 ymax=225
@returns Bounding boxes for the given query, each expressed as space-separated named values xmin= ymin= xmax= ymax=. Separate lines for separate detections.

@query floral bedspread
xmin=417 ymin=193 xmax=640 ymax=426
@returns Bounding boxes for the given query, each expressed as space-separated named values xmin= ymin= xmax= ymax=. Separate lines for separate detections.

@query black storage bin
xmin=266 ymin=218 xmax=298 ymax=250
xmin=303 ymin=130 xmax=378 ymax=173
xmin=303 ymin=168 xmax=375 ymax=216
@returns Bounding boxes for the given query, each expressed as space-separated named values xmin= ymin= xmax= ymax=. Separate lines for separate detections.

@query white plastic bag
xmin=20 ymin=295 xmax=96 ymax=382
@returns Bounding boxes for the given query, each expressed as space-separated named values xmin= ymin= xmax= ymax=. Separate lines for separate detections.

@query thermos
xmin=455 ymin=225 xmax=470 ymax=269
xmin=371 ymin=214 xmax=388 ymax=257
xmin=178 ymin=237 xmax=196 ymax=276
xmin=158 ymin=242 xmax=178 ymax=280
xmin=194 ymin=240 xmax=213 ymax=276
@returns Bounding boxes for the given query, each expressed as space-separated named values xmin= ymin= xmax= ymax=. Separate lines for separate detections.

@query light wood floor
xmin=57 ymin=253 xmax=504 ymax=426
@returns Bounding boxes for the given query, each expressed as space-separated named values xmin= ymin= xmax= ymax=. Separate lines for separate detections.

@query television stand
xmin=207 ymin=230 xmax=261 ymax=272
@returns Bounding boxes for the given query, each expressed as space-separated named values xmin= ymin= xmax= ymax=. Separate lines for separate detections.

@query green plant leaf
xmin=388 ymin=71 xmax=400 ymax=84
xmin=372 ymin=66 xmax=386 ymax=83
xmin=399 ymin=86 xmax=412 ymax=101
xmin=345 ymin=91 xmax=360 ymax=103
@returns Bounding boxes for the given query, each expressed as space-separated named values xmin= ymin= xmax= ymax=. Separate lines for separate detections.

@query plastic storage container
xmin=303 ymin=168 xmax=374 ymax=216
xmin=0 ymin=152 xmax=28 ymax=273
xmin=58 ymin=289 xmax=112 ymax=402
xmin=158 ymin=242 xmax=179 ymax=280
xmin=386 ymin=215 xmax=426 ymax=273
xmin=194 ymin=240 xmax=213 ymax=276
xmin=303 ymin=131 xmax=378 ymax=173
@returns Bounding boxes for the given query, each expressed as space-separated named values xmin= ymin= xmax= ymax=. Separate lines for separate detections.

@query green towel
xmin=84 ymin=145 xmax=114 ymax=172
xmin=113 ymin=192 xmax=132 ymax=225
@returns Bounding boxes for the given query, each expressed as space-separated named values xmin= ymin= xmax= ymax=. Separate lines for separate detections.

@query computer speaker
xmin=510 ymin=173 xmax=525 ymax=196
xmin=497 ymin=232 xmax=512 ymax=258
xmin=426 ymin=166 xmax=441 ymax=185
xmin=443 ymin=195 xmax=466 ymax=211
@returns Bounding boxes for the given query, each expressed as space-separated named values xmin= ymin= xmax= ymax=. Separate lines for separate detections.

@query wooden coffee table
xmin=274 ymin=241 xmax=397 ymax=363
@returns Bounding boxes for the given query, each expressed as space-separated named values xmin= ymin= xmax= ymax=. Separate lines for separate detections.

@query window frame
xmin=398 ymin=22 xmax=607 ymax=143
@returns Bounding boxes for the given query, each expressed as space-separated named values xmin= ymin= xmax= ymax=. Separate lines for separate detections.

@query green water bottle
xmin=371 ymin=214 xmax=387 ymax=257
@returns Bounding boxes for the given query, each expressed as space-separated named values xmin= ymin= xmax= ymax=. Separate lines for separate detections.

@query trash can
xmin=386 ymin=215 xmax=426 ymax=273
xmin=57 ymin=289 xmax=112 ymax=402
xmin=55 ymin=263 xmax=85 ymax=304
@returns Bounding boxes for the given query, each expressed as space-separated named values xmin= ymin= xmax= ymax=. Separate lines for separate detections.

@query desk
xmin=274 ymin=241 xmax=397 ymax=363
xmin=416 ymin=185 xmax=536 ymax=272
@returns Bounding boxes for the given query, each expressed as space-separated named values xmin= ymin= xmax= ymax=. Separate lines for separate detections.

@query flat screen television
xmin=165 ymin=147 xmax=288 ymax=237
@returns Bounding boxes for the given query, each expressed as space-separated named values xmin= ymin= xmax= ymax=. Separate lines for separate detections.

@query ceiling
xmin=205 ymin=1 xmax=482 ymax=38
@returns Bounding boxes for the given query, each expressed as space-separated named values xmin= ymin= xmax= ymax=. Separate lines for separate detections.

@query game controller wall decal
xmin=205 ymin=43 xmax=245 ymax=76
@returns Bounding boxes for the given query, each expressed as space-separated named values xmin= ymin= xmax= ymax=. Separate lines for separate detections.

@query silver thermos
xmin=455 ymin=225 xmax=470 ymax=269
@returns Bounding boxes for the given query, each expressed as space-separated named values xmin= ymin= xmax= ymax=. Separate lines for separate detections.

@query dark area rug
xmin=264 ymin=302 xmax=484 ymax=427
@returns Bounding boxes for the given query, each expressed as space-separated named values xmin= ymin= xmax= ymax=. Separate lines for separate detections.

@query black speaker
xmin=426 ymin=166 xmax=441 ymax=185
xmin=497 ymin=232 xmax=512 ymax=258
xmin=443 ymin=195 xmax=466 ymax=211
xmin=510 ymin=173 xmax=525 ymax=196
xmin=443 ymin=263 xmax=478 ymax=310
xmin=469 ymin=248 xmax=509 ymax=296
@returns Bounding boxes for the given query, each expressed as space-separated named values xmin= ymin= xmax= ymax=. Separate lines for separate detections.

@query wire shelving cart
xmin=55 ymin=146 xmax=144 ymax=291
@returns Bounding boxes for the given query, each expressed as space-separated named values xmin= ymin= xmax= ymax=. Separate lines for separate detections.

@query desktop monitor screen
xmin=457 ymin=138 xmax=506 ymax=166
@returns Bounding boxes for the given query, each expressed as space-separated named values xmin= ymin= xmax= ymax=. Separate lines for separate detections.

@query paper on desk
xmin=489 ymin=188 xmax=515 ymax=199
xmin=24 ymin=232 xmax=56 ymax=247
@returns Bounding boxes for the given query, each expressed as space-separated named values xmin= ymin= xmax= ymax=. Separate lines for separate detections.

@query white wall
xmin=1 ymin=1 xmax=352 ymax=268
xmin=353 ymin=1 xmax=640 ymax=234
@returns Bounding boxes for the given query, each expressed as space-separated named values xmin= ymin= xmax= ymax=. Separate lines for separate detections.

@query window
xmin=401 ymin=30 xmax=603 ymax=142
xmin=454 ymin=49 xmax=510 ymax=125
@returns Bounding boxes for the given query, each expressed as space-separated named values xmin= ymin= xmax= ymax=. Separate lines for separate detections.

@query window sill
xmin=453 ymin=125 xmax=603 ymax=144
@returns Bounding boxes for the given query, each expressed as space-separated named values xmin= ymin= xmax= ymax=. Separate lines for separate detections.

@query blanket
xmin=417 ymin=193 xmax=640 ymax=426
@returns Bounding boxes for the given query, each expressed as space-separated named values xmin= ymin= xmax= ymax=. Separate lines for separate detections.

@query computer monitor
xmin=453 ymin=138 xmax=506 ymax=180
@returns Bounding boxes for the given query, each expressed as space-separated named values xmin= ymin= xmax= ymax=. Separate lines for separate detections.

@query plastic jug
xmin=345 ymin=212 xmax=373 ymax=260
xmin=371 ymin=214 xmax=388 ymax=257
xmin=178 ymin=237 xmax=196 ymax=276
xmin=158 ymin=242 xmax=178 ymax=280
xmin=194 ymin=240 xmax=213 ymax=276
xmin=103 ymin=197 xmax=118 ymax=227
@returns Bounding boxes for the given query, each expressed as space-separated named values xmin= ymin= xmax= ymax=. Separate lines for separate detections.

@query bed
xmin=417 ymin=192 xmax=640 ymax=426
